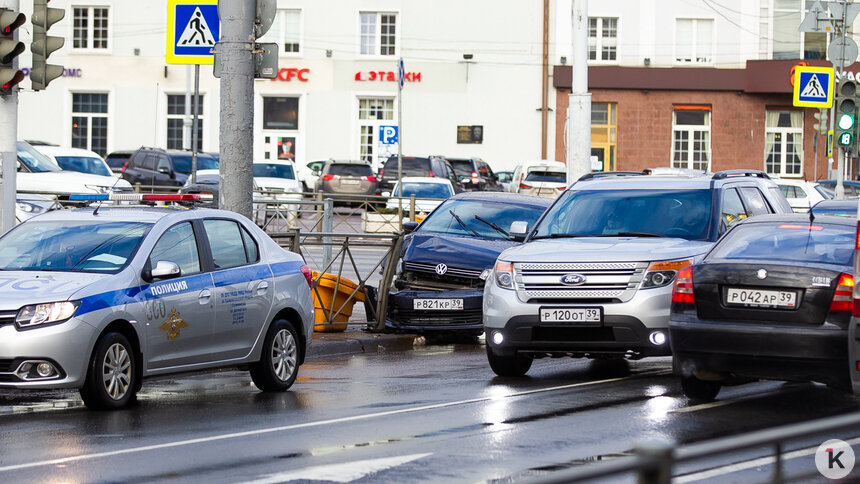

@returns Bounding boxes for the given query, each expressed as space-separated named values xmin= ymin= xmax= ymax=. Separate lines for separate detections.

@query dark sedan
xmin=669 ymin=214 xmax=855 ymax=402
xmin=382 ymin=192 xmax=551 ymax=336
xmin=810 ymin=198 xmax=858 ymax=218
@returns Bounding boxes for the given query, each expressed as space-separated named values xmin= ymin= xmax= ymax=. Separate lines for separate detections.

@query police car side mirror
xmin=144 ymin=260 xmax=181 ymax=282
xmin=509 ymin=220 xmax=529 ymax=242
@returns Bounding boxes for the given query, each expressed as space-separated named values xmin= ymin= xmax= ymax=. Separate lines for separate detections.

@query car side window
xmin=148 ymin=222 xmax=201 ymax=276
xmin=203 ymin=219 xmax=252 ymax=269
xmin=142 ymin=154 xmax=157 ymax=170
xmin=241 ymin=226 xmax=260 ymax=262
xmin=720 ymin=188 xmax=748 ymax=232
xmin=794 ymin=186 xmax=807 ymax=197
xmin=739 ymin=187 xmax=772 ymax=215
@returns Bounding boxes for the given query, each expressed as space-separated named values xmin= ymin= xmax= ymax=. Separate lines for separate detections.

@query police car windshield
xmin=0 ymin=221 xmax=151 ymax=273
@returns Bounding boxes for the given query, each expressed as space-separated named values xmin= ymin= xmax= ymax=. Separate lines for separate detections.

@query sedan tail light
xmin=557 ymin=186 xmax=566 ymax=191
xmin=366 ymin=175 xmax=377 ymax=182
xmin=519 ymin=183 xmax=532 ymax=189
xmin=429 ymin=170 xmax=435 ymax=177
xmin=322 ymin=174 xmax=336 ymax=181
xmin=831 ymin=272 xmax=854 ymax=313
xmin=471 ymin=171 xmax=480 ymax=184
xmin=300 ymin=265 xmax=313 ymax=289
xmin=671 ymin=266 xmax=695 ymax=304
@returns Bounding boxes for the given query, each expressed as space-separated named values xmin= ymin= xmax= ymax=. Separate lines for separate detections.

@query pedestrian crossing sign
xmin=166 ymin=0 xmax=220 ymax=65
xmin=793 ymin=66 xmax=834 ymax=108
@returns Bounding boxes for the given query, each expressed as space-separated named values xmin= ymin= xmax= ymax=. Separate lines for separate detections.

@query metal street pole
xmin=0 ymin=0 xmax=19 ymax=234
xmin=836 ymin=1 xmax=848 ymax=199
xmin=191 ymin=64 xmax=199 ymax=184
xmin=397 ymin=57 xmax=403 ymax=228
xmin=218 ymin=0 xmax=255 ymax=218
xmin=567 ymin=0 xmax=591 ymax=182
xmin=184 ymin=65 xmax=192 ymax=151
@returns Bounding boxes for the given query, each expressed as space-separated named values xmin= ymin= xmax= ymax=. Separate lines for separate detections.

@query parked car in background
xmin=774 ymin=178 xmax=830 ymax=212
xmin=104 ymin=150 xmax=135 ymax=174
xmin=817 ymin=180 xmax=860 ymax=198
xmin=381 ymin=192 xmax=552 ymax=337
xmin=446 ymin=157 xmax=503 ymax=191
xmin=16 ymin=193 xmax=60 ymax=223
xmin=316 ymin=160 xmax=378 ymax=202
xmin=378 ymin=155 xmax=464 ymax=194
xmin=385 ymin=177 xmax=455 ymax=213
xmin=516 ymin=164 xmax=567 ymax=198
xmin=36 ymin=146 xmax=115 ymax=178
xmin=122 ymin=147 xmax=219 ymax=189
xmin=253 ymin=160 xmax=303 ymax=195
xmin=811 ymin=199 xmax=858 ymax=218
xmin=16 ymin=141 xmax=134 ymax=196
xmin=497 ymin=170 xmax=514 ymax=191
xmin=297 ymin=160 xmax=326 ymax=193
xmin=509 ymin=160 xmax=567 ymax=196
xmin=670 ymin=214 xmax=856 ymax=401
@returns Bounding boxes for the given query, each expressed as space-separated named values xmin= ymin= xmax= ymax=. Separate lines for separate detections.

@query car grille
xmin=393 ymin=308 xmax=483 ymax=326
xmin=402 ymin=261 xmax=484 ymax=290
xmin=0 ymin=310 xmax=15 ymax=328
xmin=515 ymin=262 xmax=647 ymax=302
xmin=0 ymin=359 xmax=15 ymax=373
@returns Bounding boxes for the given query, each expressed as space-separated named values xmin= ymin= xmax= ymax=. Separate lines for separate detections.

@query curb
xmin=307 ymin=331 xmax=417 ymax=359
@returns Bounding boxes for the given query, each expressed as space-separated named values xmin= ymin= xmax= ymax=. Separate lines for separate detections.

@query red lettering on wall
xmin=354 ymin=71 xmax=422 ymax=82
xmin=298 ymin=68 xmax=309 ymax=81
xmin=411 ymin=72 xmax=421 ymax=82
xmin=272 ymin=67 xmax=311 ymax=81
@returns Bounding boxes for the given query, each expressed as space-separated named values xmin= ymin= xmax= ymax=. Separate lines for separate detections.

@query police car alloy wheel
xmin=80 ymin=332 xmax=138 ymax=410
xmin=250 ymin=319 xmax=300 ymax=391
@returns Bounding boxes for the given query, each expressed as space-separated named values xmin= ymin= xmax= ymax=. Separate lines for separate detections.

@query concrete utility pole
xmin=218 ymin=0 xmax=255 ymax=219
xmin=567 ymin=0 xmax=591 ymax=182
xmin=0 ymin=0 xmax=19 ymax=234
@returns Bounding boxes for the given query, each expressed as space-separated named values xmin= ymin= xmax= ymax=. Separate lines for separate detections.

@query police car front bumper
xmin=0 ymin=318 xmax=98 ymax=389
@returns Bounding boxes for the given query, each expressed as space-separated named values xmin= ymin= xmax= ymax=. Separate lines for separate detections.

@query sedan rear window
xmin=394 ymin=182 xmax=452 ymax=198
xmin=709 ymin=223 xmax=855 ymax=266
xmin=524 ymin=171 xmax=566 ymax=183
xmin=329 ymin=164 xmax=372 ymax=176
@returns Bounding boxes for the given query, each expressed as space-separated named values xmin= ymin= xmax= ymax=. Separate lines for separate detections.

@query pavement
xmin=306 ymin=326 xmax=418 ymax=359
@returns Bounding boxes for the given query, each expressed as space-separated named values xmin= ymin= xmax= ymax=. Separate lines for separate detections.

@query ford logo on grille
xmin=560 ymin=273 xmax=587 ymax=285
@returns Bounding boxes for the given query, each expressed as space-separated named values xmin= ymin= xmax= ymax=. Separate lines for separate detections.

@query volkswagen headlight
xmin=16 ymin=301 xmax=81 ymax=329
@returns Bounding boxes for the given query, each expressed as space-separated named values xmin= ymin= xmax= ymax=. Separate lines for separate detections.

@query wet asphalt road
xmin=2 ymin=343 xmax=860 ymax=483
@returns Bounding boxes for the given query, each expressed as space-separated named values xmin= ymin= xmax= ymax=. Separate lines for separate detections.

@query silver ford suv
xmin=483 ymin=170 xmax=793 ymax=376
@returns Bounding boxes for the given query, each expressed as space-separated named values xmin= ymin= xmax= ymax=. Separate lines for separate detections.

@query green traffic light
xmin=839 ymin=113 xmax=856 ymax=130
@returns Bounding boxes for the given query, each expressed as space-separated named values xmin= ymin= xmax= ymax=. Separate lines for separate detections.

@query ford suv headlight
xmin=641 ymin=260 xmax=691 ymax=289
xmin=16 ymin=301 xmax=80 ymax=329
xmin=494 ymin=260 xmax=514 ymax=290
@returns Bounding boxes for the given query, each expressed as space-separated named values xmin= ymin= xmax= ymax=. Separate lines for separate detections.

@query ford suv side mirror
xmin=143 ymin=260 xmax=181 ymax=282
xmin=509 ymin=221 xmax=529 ymax=241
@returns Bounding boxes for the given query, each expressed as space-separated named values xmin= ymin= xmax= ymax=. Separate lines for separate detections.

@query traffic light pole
xmin=0 ymin=0 xmax=18 ymax=234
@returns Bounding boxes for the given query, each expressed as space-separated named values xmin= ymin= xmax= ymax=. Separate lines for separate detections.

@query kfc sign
xmin=271 ymin=68 xmax=310 ymax=82
xmin=355 ymin=71 xmax=421 ymax=82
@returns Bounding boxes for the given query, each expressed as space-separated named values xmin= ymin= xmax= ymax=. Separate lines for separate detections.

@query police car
xmin=0 ymin=194 xmax=314 ymax=410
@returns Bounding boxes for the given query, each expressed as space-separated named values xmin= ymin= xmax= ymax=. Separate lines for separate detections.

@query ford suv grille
xmin=515 ymin=262 xmax=647 ymax=302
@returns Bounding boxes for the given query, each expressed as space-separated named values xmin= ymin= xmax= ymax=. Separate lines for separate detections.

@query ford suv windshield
xmin=0 ymin=221 xmax=151 ymax=273
xmin=532 ymin=189 xmax=714 ymax=241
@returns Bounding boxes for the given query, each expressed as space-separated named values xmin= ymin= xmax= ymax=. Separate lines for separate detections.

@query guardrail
xmin=525 ymin=411 xmax=860 ymax=484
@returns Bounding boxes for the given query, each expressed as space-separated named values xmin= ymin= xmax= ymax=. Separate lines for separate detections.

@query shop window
xmin=166 ymin=94 xmax=204 ymax=151
xmin=764 ymin=110 xmax=803 ymax=177
xmin=71 ymin=93 xmax=108 ymax=157
xmin=263 ymin=97 xmax=299 ymax=130
xmin=590 ymin=102 xmax=617 ymax=171
xmin=672 ymin=106 xmax=711 ymax=171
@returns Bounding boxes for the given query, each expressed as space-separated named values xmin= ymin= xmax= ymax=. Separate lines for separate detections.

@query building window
xmin=73 ymin=6 xmax=109 ymax=50
xmin=358 ymin=98 xmax=394 ymax=165
xmin=71 ymin=93 xmax=108 ymax=157
xmin=675 ymin=18 xmax=713 ymax=64
xmin=261 ymin=9 xmax=301 ymax=54
xmin=773 ymin=0 xmax=826 ymax=60
xmin=591 ymin=102 xmax=617 ymax=171
xmin=166 ymin=94 xmax=203 ymax=151
xmin=263 ymin=97 xmax=299 ymax=130
xmin=764 ymin=110 xmax=803 ymax=177
xmin=360 ymin=12 xmax=396 ymax=56
xmin=672 ymin=107 xmax=711 ymax=171
xmin=588 ymin=18 xmax=617 ymax=62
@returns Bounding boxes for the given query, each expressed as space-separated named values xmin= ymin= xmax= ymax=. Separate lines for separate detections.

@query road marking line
xmin=0 ymin=375 xmax=635 ymax=473
xmin=240 ymin=453 xmax=432 ymax=484
xmin=675 ymin=436 xmax=860 ymax=482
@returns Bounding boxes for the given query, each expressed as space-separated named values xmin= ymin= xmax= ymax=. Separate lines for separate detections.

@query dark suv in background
xmin=378 ymin=155 xmax=464 ymax=194
xmin=122 ymin=147 xmax=219 ymax=189
xmin=446 ymin=157 xmax=503 ymax=191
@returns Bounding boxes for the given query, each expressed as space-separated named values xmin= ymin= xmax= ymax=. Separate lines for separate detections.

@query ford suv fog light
xmin=648 ymin=331 xmax=666 ymax=346
xmin=492 ymin=331 xmax=504 ymax=345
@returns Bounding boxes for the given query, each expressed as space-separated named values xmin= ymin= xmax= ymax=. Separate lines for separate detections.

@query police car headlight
xmin=16 ymin=301 xmax=81 ymax=329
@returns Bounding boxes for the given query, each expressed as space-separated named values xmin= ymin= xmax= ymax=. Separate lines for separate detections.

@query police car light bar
xmin=68 ymin=194 xmax=202 ymax=202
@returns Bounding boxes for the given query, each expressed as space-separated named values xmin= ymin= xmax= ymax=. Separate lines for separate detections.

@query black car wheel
xmin=681 ymin=375 xmax=721 ymax=402
xmin=250 ymin=319 xmax=300 ymax=392
xmin=80 ymin=332 xmax=138 ymax=410
xmin=487 ymin=345 xmax=532 ymax=377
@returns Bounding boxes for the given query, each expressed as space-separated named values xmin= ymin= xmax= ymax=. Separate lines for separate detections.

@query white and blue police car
xmin=0 ymin=194 xmax=314 ymax=409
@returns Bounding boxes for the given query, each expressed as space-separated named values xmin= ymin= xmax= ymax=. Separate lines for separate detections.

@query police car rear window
xmin=0 ymin=221 xmax=151 ymax=273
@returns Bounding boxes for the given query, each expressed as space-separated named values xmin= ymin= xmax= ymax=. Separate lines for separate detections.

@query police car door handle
xmin=256 ymin=281 xmax=269 ymax=296
xmin=198 ymin=289 xmax=212 ymax=304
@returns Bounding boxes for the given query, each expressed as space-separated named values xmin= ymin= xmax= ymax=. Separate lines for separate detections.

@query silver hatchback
xmin=0 ymin=201 xmax=314 ymax=409
xmin=316 ymin=160 xmax=378 ymax=198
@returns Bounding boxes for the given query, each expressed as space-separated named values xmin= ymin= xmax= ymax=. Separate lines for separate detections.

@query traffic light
xmin=813 ymin=108 xmax=829 ymax=136
xmin=0 ymin=8 xmax=26 ymax=94
xmin=836 ymin=80 xmax=859 ymax=149
xmin=31 ymin=0 xmax=64 ymax=91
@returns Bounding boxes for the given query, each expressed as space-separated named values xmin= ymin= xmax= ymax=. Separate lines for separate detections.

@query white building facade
xmin=17 ymin=0 xmax=557 ymax=172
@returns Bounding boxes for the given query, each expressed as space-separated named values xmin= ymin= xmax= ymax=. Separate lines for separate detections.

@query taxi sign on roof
xmin=166 ymin=0 xmax=219 ymax=65
xmin=793 ymin=66 xmax=834 ymax=108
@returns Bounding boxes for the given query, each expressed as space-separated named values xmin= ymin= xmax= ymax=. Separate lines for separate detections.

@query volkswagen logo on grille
xmin=435 ymin=263 xmax=448 ymax=275
xmin=560 ymin=273 xmax=587 ymax=285
xmin=756 ymin=269 xmax=767 ymax=280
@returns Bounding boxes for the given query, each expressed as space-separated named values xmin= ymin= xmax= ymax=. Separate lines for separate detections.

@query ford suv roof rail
xmin=711 ymin=169 xmax=771 ymax=180
xmin=577 ymin=170 xmax=649 ymax=181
